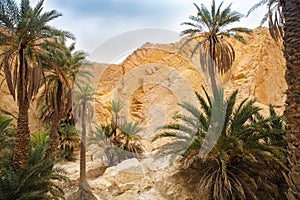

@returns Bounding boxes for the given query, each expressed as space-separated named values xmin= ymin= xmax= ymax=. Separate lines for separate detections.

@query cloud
xmin=41 ymin=0 xmax=266 ymax=53
xmin=47 ymin=0 xmax=183 ymax=19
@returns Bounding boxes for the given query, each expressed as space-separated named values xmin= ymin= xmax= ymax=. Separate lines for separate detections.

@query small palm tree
xmin=0 ymin=126 xmax=67 ymax=200
xmin=30 ymin=128 xmax=50 ymax=147
xmin=247 ymin=0 xmax=285 ymax=41
xmin=117 ymin=121 xmax=144 ymax=158
xmin=71 ymin=84 xmax=97 ymax=199
xmin=110 ymin=100 xmax=123 ymax=136
xmin=89 ymin=101 xmax=144 ymax=166
xmin=181 ymin=0 xmax=251 ymax=93
xmin=89 ymin=124 xmax=119 ymax=165
xmin=0 ymin=0 xmax=73 ymax=169
xmin=153 ymin=88 xmax=287 ymax=199
xmin=59 ymin=123 xmax=80 ymax=161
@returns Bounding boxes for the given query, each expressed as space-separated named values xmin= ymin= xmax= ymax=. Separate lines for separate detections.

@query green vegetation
xmin=39 ymin=42 xmax=87 ymax=154
xmin=0 ymin=113 xmax=66 ymax=200
xmin=153 ymin=88 xmax=287 ymax=199
xmin=59 ymin=124 xmax=80 ymax=161
xmin=89 ymin=101 xmax=144 ymax=166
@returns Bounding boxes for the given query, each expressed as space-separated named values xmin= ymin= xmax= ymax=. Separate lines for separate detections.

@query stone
xmin=109 ymin=158 xmax=147 ymax=184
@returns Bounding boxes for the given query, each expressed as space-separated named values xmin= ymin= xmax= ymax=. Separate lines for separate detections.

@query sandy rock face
xmin=93 ymin=27 xmax=287 ymax=148
xmin=224 ymin=28 xmax=286 ymax=108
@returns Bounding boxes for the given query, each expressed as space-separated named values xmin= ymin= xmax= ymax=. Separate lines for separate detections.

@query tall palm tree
xmin=247 ymin=0 xmax=285 ymax=41
xmin=71 ymin=84 xmax=97 ymax=199
xmin=181 ymin=0 xmax=251 ymax=93
xmin=0 ymin=0 xmax=73 ymax=169
xmin=282 ymin=1 xmax=300 ymax=199
xmin=249 ymin=1 xmax=300 ymax=198
xmin=40 ymin=42 xmax=86 ymax=154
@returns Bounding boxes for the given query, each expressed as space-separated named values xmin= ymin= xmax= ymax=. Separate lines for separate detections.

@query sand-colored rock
xmin=103 ymin=158 xmax=147 ymax=184
xmin=224 ymin=28 xmax=286 ymax=108
xmin=93 ymin=27 xmax=287 ymax=150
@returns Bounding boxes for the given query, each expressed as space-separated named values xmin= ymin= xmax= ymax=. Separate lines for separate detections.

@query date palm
xmin=247 ymin=0 xmax=285 ymax=42
xmin=109 ymin=100 xmax=123 ymax=136
xmin=282 ymin=0 xmax=300 ymax=198
xmin=249 ymin=0 xmax=300 ymax=198
xmin=71 ymin=84 xmax=97 ymax=200
xmin=0 ymin=0 xmax=73 ymax=169
xmin=40 ymin=42 xmax=86 ymax=154
xmin=181 ymin=0 xmax=251 ymax=93
xmin=153 ymin=88 xmax=287 ymax=199
xmin=114 ymin=121 xmax=143 ymax=161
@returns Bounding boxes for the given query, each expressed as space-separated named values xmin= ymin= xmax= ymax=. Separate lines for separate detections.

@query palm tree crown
xmin=247 ymin=0 xmax=285 ymax=41
xmin=181 ymin=0 xmax=251 ymax=74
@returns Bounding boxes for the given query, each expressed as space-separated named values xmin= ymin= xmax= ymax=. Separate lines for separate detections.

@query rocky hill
xmin=93 ymin=27 xmax=286 ymax=148
xmin=0 ymin=27 xmax=286 ymax=135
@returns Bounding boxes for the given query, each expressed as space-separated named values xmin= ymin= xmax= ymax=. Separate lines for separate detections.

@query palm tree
xmin=0 ymin=133 xmax=67 ymax=200
xmin=89 ymin=122 xmax=144 ymax=166
xmin=40 ymin=42 xmax=86 ymax=154
xmin=0 ymin=0 xmax=73 ymax=169
xmin=282 ymin=0 xmax=300 ymax=198
xmin=181 ymin=0 xmax=251 ymax=94
xmin=59 ymin=123 xmax=80 ymax=161
xmin=153 ymin=88 xmax=287 ymax=199
xmin=249 ymin=1 xmax=300 ymax=198
xmin=247 ymin=0 xmax=285 ymax=41
xmin=110 ymin=100 xmax=123 ymax=136
xmin=71 ymin=84 xmax=97 ymax=199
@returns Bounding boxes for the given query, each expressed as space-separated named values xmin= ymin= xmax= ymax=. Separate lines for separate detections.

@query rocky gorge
xmin=0 ymin=27 xmax=287 ymax=199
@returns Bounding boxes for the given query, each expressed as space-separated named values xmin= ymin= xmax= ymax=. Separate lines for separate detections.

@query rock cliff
xmin=93 ymin=27 xmax=287 ymax=148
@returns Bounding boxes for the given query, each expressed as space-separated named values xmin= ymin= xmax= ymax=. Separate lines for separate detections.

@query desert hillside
xmin=93 ymin=27 xmax=286 ymax=143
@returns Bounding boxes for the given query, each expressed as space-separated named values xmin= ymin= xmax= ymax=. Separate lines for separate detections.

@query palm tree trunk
xmin=13 ymin=101 xmax=30 ymax=170
xmin=80 ymin=101 xmax=87 ymax=186
xmin=13 ymin=47 xmax=30 ymax=170
xmin=209 ymin=39 xmax=218 ymax=97
xmin=49 ymin=111 xmax=60 ymax=153
xmin=49 ymin=81 xmax=63 ymax=154
xmin=284 ymin=0 xmax=300 ymax=199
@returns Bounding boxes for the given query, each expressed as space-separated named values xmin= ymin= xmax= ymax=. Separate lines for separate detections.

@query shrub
xmin=0 ymin=115 xmax=67 ymax=200
xmin=153 ymin=88 xmax=287 ymax=200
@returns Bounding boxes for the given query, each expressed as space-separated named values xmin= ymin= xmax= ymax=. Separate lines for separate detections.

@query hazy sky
xmin=26 ymin=0 xmax=267 ymax=61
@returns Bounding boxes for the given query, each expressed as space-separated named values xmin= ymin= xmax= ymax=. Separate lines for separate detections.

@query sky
xmin=26 ymin=0 xmax=267 ymax=62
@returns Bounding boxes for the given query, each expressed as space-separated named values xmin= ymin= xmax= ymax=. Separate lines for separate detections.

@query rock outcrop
xmin=93 ymin=27 xmax=287 ymax=150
